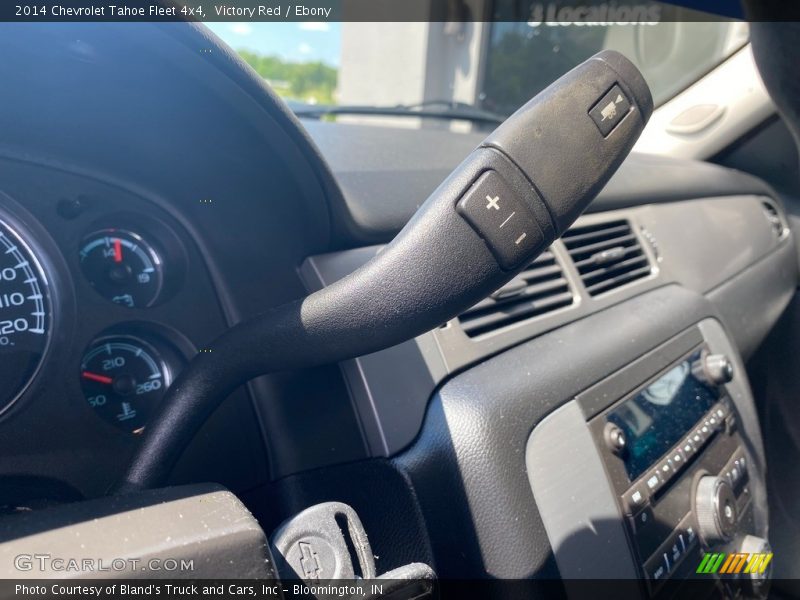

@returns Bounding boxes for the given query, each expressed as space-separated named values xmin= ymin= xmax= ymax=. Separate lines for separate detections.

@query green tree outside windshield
xmin=237 ymin=50 xmax=338 ymax=105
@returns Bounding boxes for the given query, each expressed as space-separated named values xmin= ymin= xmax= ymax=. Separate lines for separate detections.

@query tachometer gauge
xmin=79 ymin=229 xmax=164 ymax=308
xmin=0 ymin=218 xmax=51 ymax=415
xmin=80 ymin=336 xmax=171 ymax=434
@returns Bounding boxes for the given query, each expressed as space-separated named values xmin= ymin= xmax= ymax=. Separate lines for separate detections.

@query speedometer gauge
xmin=0 ymin=218 xmax=51 ymax=414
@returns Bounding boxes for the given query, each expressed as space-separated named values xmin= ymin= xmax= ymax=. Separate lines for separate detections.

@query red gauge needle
xmin=113 ymin=238 xmax=123 ymax=263
xmin=82 ymin=371 xmax=113 ymax=385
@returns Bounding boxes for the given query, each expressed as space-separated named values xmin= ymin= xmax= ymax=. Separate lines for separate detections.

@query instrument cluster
xmin=0 ymin=192 xmax=193 ymax=437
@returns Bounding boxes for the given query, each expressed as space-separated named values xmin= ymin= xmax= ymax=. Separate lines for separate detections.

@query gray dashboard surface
xmin=302 ymin=120 xmax=775 ymax=244
xmin=303 ymin=193 xmax=797 ymax=459
xmin=394 ymin=285 xmax=718 ymax=579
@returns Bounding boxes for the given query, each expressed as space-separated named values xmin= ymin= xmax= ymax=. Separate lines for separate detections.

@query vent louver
xmin=762 ymin=201 xmax=787 ymax=240
xmin=457 ymin=249 xmax=574 ymax=337
xmin=562 ymin=219 xmax=652 ymax=297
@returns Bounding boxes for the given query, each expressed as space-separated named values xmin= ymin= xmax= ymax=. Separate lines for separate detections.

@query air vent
xmin=562 ymin=219 xmax=652 ymax=297
xmin=762 ymin=201 xmax=787 ymax=240
xmin=457 ymin=249 xmax=574 ymax=337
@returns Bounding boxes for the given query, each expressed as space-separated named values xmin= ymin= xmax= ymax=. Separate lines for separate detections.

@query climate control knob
xmin=695 ymin=475 xmax=737 ymax=546
xmin=693 ymin=353 xmax=734 ymax=386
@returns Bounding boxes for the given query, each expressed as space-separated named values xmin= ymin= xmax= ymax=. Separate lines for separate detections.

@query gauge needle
xmin=113 ymin=238 xmax=123 ymax=263
xmin=82 ymin=371 xmax=113 ymax=385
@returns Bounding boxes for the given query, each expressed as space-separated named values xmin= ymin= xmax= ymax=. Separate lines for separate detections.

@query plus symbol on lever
xmin=485 ymin=195 xmax=500 ymax=210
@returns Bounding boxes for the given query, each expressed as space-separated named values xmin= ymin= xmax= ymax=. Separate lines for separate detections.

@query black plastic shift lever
xmin=116 ymin=50 xmax=652 ymax=493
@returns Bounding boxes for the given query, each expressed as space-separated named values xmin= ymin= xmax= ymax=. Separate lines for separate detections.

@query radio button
xmin=622 ymin=485 xmax=648 ymax=514
xmin=685 ymin=524 xmax=697 ymax=546
xmin=604 ymin=423 xmax=628 ymax=455
xmin=693 ymin=353 xmax=734 ymax=386
xmin=705 ymin=414 xmax=723 ymax=432
xmin=737 ymin=486 xmax=752 ymax=512
xmin=628 ymin=504 xmax=655 ymax=535
xmin=645 ymin=471 xmax=663 ymax=494
xmin=735 ymin=453 xmax=747 ymax=477
xmin=668 ymin=535 xmax=683 ymax=565
xmin=720 ymin=397 xmax=734 ymax=417
xmin=694 ymin=423 xmax=714 ymax=445
xmin=645 ymin=552 xmax=669 ymax=585
xmin=691 ymin=429 xmax=704 ymax=446
xmin=675 ymin=515 xmax=698 ymax=552
xmin=647 ymin=560 xmax=668 ymax=583
xmin=724 ymin=449 xmax=749 ymax=492
xmin=725 ymin=414 xmax=738 ymax=435
xmin=657 ymin=457 xmax=675 ymax=480
xmin=731 ymin=466 xmax=741 ymax=484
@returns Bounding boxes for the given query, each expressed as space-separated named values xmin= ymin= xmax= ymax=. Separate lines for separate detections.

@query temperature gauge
xmin=80 ymin=336 xmax=172 ymax=434
xmin=79 ymin=229 xmax=164 ymax=308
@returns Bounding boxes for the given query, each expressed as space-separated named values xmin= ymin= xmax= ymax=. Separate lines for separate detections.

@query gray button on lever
xmin=456 ymin=170 xmax=546 ymax=270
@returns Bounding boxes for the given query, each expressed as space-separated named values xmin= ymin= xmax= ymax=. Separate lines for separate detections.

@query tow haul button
xmin=589 ymin=84 xmax=632 ymax=136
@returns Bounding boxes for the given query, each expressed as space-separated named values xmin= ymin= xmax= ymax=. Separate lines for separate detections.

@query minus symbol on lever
xmin=515 ymin=232 xmax=527 ymax=245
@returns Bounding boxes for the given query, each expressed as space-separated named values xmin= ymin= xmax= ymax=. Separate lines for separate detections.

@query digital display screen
xmin=607 ymin=350 xmax=720 ymax=481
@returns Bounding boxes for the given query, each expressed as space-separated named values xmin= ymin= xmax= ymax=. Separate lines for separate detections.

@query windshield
xmin=207 ymin=20 xmax=748 ymax=125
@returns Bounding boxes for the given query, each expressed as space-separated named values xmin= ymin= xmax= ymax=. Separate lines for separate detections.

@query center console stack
xmin=528 ymin=320 xmax=770 ymax=600
xmin=587 ymin=326 xmax=768 ymax=597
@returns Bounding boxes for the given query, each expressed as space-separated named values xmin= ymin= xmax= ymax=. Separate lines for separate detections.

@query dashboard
xmin=0 ymin=20 xmax=798 ymax=595
xmin=0 ymin=158 xmax=268 ymax=502
xmin=0 ymin=22 xmax=340 ymax=502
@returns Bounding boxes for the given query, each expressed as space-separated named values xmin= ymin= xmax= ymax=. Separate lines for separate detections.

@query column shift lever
xmin=116 ymin=50 xmax=653 ymax=493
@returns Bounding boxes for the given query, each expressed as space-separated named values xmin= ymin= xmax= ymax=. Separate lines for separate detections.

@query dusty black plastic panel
xmin=706 ymin=237 xmax=798 ymax=359
xmin=0 ymin=484 xmax=274 ymax=579
xmin=393 ymin=285 xmax=717 ymax=579
xmin=302 ymin=196 xmax=796 ymax=458
xmin=576 ymin=327 xmax=703 ymax=419
xmin=300 ymin=248 xmax=449 ymax=457
xmin=304 ymin=117 xmax=777 ymax=245
xmin=527 ymin=401 xmax=640 ymax=582
xmin=636 ymin=195 xmax=786 ymax=294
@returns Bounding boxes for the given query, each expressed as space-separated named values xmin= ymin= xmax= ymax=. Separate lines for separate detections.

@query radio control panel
xmin=582 ymin=330 xmax=766 ymax=598
xmin=528 ymin=321 xmax=770 ymax=599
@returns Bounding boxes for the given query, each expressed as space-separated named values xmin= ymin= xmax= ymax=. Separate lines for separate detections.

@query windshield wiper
xmin=290 ymin=100 xmax=506 ymax=126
